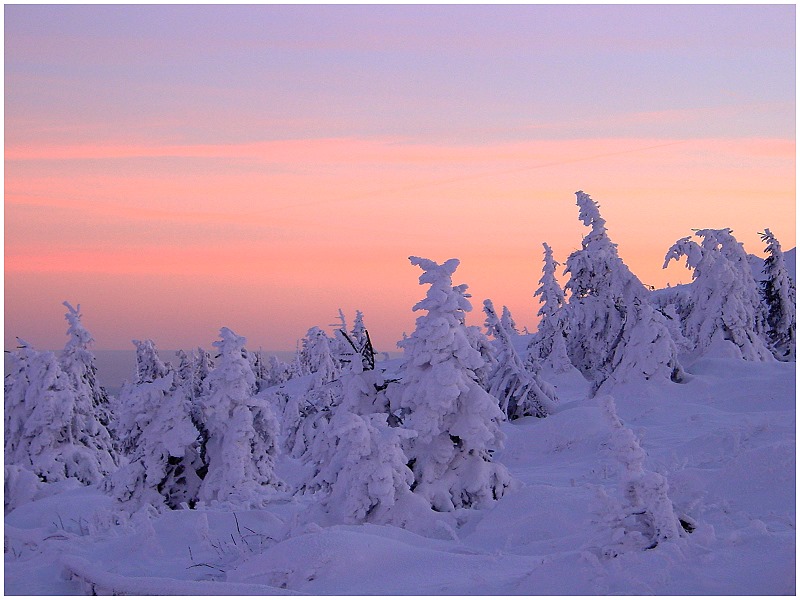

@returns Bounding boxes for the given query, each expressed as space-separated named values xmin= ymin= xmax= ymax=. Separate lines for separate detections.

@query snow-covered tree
xmin=4 ymin=345 xmax=112 ymax=485
xmin=484 ymin=299 xmax=557 ymax=419
xmin=529 ymin=242 xmax=572 ymax=372
xmin=663 ymin=228 xmax=773 ymax=361
xmin=299 ymin=326 xmax=341 ymax=385
xmin=109 ymin=367 xmax=202 ymax=509
xmin=351 ymin=309 xmax=369 ymax=349
xmin=596 ymin=396 xmax=686 ymax=554
xmin=350 ymin=310 xmax=376 ymax=371
xmin=132 ymin=339 xmax=169 ymax=384
xmin=304 ymin=368 xmax=415 ymax=524
xmin=193 ymin=347 xmax=214 ymax=396
xmin=563 ymin=192 xmax=683 ymax=390
xmin=396 ymin=256 xmax=511 ymax=511
xmin=264 ymin=354 xmax=293 ymax=387
xmin=500 ymin=305 xmax=519 ymax=335
xmin=760 ymin=228 xmax=796 ymax=360
xmin=174 ymin=350 xmax=195 ymax=390
xmin=197 ymin=328 xmax=285 ymax=506
xmin=59 ymin=302 xmax=117 ymax=467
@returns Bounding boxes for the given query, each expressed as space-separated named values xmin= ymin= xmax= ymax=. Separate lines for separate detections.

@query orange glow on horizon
xmin=6 ymin=134 xmax=794 ymax=350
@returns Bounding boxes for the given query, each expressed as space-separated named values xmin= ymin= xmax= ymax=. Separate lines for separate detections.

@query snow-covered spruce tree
xmin=348 ymin=309 xmax=376 ymax=371
xmin=500 ymin=305 xmax=519 ymax=335
xmin=193 ymin=347 xmax=214 ymax=396
xmin=4 ymin=344 xmax=112 ymax=485
xmin=59 ymin=302 xmax=118 ymax=468
xmin=133 ymin=339 xmax=169 ymax=383
xmin=110 ymin=375 xmax=202 ymax=509
xmin=304 ymin=362 xmax=416 ymax=524
xmin=299 ymin=326 xmax=341 ymax=386
xmin=175 ymin=350 xmax=195 ymax=398
xmin=351 ymin=309 xmax=369 ymax=349
xmin=760 ymin=228 xmax=796 ymax=360
xmin=397 ymin=257 xmax=510 ymax=511
xmin=529 ymin=242 xmax=572 ymax=372
xmin=110 ymin=340 xmax=203 ymax=509
xmin=484 ymin=299 xmax=557 ymax=419
xmin=197 ymin=328 xmax=285 ymax=506
xmin=265 ymin=354 xmax=293 ymax=387
xmin=563 ymin=192 xmax=683 ymax=391
xmin=594 ymin=396 xmax=686 ymax=554
xmin=663 ymin=228 xmax=773 ymax=360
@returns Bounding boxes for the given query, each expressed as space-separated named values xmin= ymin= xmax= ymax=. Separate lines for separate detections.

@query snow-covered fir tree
xmin=59 ymin=302 xmax=117 ymax=467
xmin=760 ymin=228 xmax=796 ymax=360
xmin=396 ymin=256 xmax=511 ymax=511
xmin=351 ymin=309 xmax=369 ymax=349
xmin=264 ymin=354 xmax=293 ymax=387
xmin=663 ymin=228 xmax=773 ymax=361
xmin=193 ymin=347 xmax=214 ymax=396
xmin=529 ymin=242 xmax=572 ymax=372
xmin=484 ymin=299 xmax=558 ymax=419
xmin=4 ymin=344 xmax=113 ymax=485
xmin=299 ymin=326 xmax=341 ymax=385
xmin=500 ymin=305 xmax=519 ymax=335
xmin=563 ymin=192 xmax=683 ymax=391
xmin=110 ymin=340 xmax=202 ymax=509
xmin=595 ymin=396 xmax=686 ymax=554
xmin=197 ymin=328 xmax=285 ymax=506
xmin=304 ymin=365 xmax=416 ymax=524
xmin=132 ymin=339 xmax=169 ymax=383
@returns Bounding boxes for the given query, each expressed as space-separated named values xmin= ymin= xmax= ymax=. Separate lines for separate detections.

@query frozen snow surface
xmin=5 ymin=353 xmax=794 ymax=595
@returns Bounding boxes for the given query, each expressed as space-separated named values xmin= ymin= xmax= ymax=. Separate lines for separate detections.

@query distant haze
xmin=5 ymin=5 xmax=795 ymax=352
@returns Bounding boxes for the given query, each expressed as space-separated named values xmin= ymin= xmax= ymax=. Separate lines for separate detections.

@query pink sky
xmin=5 ymin=5 xmax=795 ymax=352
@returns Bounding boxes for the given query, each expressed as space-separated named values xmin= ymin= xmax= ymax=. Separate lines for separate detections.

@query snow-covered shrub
xmin=484 ymin=299 xmax=557 ymax=419
xmin=4 ymin=344 xmax=114 ymax=485
xmin=564 ymin=192 xmax=683 ymax=391
xmin=396 ymin=256 xmax=511 ymax=511
xmin=4 ymin=465 xmax=42 ymax=514
xmin=663 ymin=228 xmax=773 ymax=360
xmin=595 ymin=395 xmax=686 ymax=555
xmin=197 ymin=328 xmax=285 ymax=506
xmin=760 ymin=228 xmax=796 ymax=360
xmin=529 ymin=242 xmax=572 ymax=372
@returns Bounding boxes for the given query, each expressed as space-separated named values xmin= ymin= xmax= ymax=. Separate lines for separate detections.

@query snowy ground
xmin=4 ymin=354 xmax=795 ymax=595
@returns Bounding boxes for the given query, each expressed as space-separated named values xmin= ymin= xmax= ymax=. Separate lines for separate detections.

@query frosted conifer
xmin=59 ymin=302 xmax=117 ymax=467
xmin=4 ymin=345 xmax=112 ymax=485
xmin=397 ymin=256 xmax=510 ymax=511
xmin=133 ymin=339 xmax=169 ymax=384
xmin=564 ymin=192 xmax=683 ymax=390
xmin=663 ymin=228 xmax=772 ymax=360
xmin=197 ymin=328 xmax=285 ymax=506
xmin=110 ymin=366 xmax=202 ymax=509
xmin=500 ymin=305 xmax=519 ymax=335
xmin=760 ymin=229 xmax=796 ymax=360
xmin=305 ymin=368 xmax=414 ymax=523
xmin=300 ymin=326 xmax=341 ymax=385
xmin=484 ymin=299 xmax=557 ymax=419
xmin=530 ymin=242 xmax=572 ymax=372
xmin=597 ymin=396 xmax=685 ymax=553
